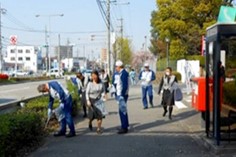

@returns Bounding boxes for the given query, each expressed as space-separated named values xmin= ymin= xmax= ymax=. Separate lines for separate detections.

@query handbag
xmin=94 ymin=99 xmax=108 ymax=116
xmin=170 ymin=82 xmax=183 ymax=101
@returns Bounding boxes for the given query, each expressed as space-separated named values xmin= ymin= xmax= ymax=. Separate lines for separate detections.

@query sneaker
xmin=88 ymin=124 xmax=93 ymax=131
xmin=143 ymin=106 xmax=148 ymax=110
xmin=66 ymin=132 xmax=76 ymax=138
xmin=96 ymin=129 xmax=103 ymax=135
xmin=150 ymin=103 xmax=154 ymax=108
xmin=53 ymin=132 xmax=65 ymax=137
xmin=117 ymin=128 xmax=128 ymax=134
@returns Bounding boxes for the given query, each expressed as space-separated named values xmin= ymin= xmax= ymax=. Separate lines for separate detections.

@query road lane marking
xmin=175 ymin=101 xmax=188 ymax=109
xmin=0 ymin=87 xmax=30 ymax=94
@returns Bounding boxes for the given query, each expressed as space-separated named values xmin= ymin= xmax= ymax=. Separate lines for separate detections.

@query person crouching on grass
xmin=86 ymin=70 xmax=106 ymax=134
xmin=37 ymin=81 xmax=76 ymax=137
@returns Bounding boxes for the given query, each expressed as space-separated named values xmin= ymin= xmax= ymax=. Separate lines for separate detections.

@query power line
xmin=2 ymin=25 xmax=106 ymax=34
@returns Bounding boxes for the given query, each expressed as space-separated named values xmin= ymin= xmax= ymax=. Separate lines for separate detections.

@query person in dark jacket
xmin=100 ymin=69 xmax=110 ymax=100
xmin=37 ymin=81 xmax=76 ymax=137
xmin=76 ymin=72 xmax=90 ymax=117
xmin=114 ymin=60 xmax=130 ymax=134
xmin=158 ymin=67 xmax=177 ymax=120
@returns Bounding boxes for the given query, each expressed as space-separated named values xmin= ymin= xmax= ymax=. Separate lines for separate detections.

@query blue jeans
xmin=142 ymin=85 xmax=153 ymax=108
xmin=116 ymin=95 xmax=129 ymax=129
xmin=59 ymin=95 xmax=75 ymax=134
xmin=130 ymin=77 xmax=136 ymax=85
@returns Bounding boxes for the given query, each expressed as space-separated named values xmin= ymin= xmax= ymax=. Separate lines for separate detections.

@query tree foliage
xmin=150 ymin=0 xmax=225 ymax=58
xmin=114 ymin=37 xmax=133 ymax=66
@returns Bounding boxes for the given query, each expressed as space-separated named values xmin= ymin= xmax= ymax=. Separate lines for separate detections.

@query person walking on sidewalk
xmin=86 ymin=70 xmax=106 ymax=134
xmin=114 ymin=60 xmax=130 ymax=134
xmin=139 ymin=63 xmax=156 ymax=109
xmin=100 ymin=69 xmax=110 ymax=100
xmin=37 ymin=81 xmax=76 ymax=137
xmin=129 ymin=69 xmax=136 ymax=86
xmin=76 ymin=72 xmax=90 ymax=118
xmin=158 ymin=67 xmax=178 ymax=120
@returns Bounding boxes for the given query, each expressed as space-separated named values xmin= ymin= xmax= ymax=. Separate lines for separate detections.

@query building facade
xmin=4 ymin=46 xmax=41 ymax=72
xmin=54 ymin=46 xmax=73 ymax=59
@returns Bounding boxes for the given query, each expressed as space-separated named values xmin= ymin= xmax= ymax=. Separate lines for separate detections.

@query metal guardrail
xmin=0 ymin=95 xmax=45 ymax=115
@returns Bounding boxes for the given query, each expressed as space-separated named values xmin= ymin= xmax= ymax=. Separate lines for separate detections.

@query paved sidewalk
xmin=29 ymin=85 xmax=234 ymax=157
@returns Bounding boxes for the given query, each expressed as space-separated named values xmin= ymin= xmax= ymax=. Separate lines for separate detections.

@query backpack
xmin=174 ymin=87 xmax=183 ymax=101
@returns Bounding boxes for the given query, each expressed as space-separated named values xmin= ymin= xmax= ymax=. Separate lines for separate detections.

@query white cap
xmin=144 ymin=63 xmax=149 ymax=67
xmin=115 ymin=60 xmax=123 ymax=67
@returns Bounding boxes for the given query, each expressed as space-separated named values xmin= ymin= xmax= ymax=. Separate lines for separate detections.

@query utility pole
xmin=0 ymin=3 xmax=2 ymax=73
xmin=67 ymin=39 xmax=70 ymax=72
xmin=0 ymin=4 xmax=6 ymax=73
xmin=118 ymin=18 xmax=123 ymax=60
xmin=45 ymin=25 xmax=48 ymax=72
xmin=107 ymin=0 xmax=111 ymax=75
xmin=83 ymin=45 xmax=86 ymax=69
xmin=58 ymin=34 xmax=61 ymax=76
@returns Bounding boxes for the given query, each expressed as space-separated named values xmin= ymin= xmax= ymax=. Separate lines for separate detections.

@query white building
xmin=4 ymin=46 xmax=41 ymax=72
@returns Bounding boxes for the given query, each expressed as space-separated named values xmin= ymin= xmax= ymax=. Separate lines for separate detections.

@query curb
xmin=0 ymin=95 xmax=45 ymax=114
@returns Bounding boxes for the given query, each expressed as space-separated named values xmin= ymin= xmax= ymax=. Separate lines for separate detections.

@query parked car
xmin=46 ymin=68 xmax=64 ymax=78
xmin=13 ymin=70 xmax=28 ymax=76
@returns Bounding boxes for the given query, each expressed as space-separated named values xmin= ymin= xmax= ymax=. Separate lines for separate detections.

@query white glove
xmin=59 ymin=103 xmax=64 ymax=109
xmin=47 ymin=108 xmax=53 ymax=118
xmin=80 ymin=94 xmax=82 ymax=98
xmin=87 ymin=100 xmax=91 ymax=107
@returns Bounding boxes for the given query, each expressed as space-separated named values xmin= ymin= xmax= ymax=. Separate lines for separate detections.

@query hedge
xmin=223 ymin=81 xmax=236 ymax=106
xmin=154 ymin=71 xmax=182 ymax=84
xmin=0 ymin=80 xmax=81 ymax=157
xmin=0 ymin=112 xmax=44 ymax=157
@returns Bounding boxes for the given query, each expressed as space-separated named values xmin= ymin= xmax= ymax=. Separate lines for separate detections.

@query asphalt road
xmin=29 ymin=85 xmax=232 ymax=157
xmin=0 ymin=79 xmax=66 ymax=107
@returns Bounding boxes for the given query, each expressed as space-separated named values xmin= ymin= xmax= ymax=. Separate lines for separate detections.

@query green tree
xmin=114 ymin=37 xmax=133 ymax=66
xmin=150 ymin=0 xmax=223 ymax=58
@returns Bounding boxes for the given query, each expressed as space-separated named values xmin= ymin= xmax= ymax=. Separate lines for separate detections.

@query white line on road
xmin=175 ymin=101 xmax=188 ymax=109
xmin=0 ymin=87 xmax=30 ymax=94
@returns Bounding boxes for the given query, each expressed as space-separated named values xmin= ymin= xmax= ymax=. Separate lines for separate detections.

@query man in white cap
xmin=113 ymin=60 xmax=130 ymax=134
xmin=139 ymin=63 xmax=156 ymax=109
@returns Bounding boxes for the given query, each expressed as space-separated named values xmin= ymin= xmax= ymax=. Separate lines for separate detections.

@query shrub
xmin=172 ymin=71 xmax=182 ymax=81
xmin=0 ymin=73 xmax=9 ymax=80
xmin=66 ymin=80 xmax=80 ymax=117
xmin=185 ymin=55 xmax=205 ymax=66
xmin=223 ymin=81 xmax=236 ymax=106
xmin=157 ymin=58 xmax=177 ymax=71
xmin=226 ymin=57 xmax=236 ymax=69
xmin=225 ymin=69 xmax=236 ymax=78
xmin=0 ymin=112 xmax=44 ymax=157
xmin=9 ymin=76 xmax=51 ymax=82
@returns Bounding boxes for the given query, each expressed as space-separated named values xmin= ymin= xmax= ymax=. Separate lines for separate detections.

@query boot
xmin=163 ymin=106 xmax=168 ymax=117
xmin=83 ymin=105 xmax=87 ymax=118
xmin=169 ymin=106 xmax=173 ymax=120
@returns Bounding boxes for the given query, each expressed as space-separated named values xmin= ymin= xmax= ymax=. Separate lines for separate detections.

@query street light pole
xmin=0 ymin=4 xmax=6 ymax=73
xmin=107 ymin=0 xmax=111 ymax=75
xmin=35 ymin=13 xmax=63 ymax=76
xmin=165 ymin=37 xmax=170 ymax=67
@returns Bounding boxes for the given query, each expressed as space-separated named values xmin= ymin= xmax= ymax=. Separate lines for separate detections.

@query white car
xmin=13 ymin=70 xmax=28 ymax=76
xmin=46 ymin=68 xmax=64 ymax=78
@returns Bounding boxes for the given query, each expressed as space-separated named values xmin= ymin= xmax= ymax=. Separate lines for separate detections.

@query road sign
xmin=10 ymin=35 xmax=17 ymax=45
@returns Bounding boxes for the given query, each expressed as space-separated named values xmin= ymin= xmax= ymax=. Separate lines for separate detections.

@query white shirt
xmin=140 ymin=71 xmax=153 ymax=86
xmin=116 ymin=69 xmax=123 ymax=96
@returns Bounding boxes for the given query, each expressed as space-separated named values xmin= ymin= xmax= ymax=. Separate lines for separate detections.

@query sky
xmin=0 ymin=0 xmax=156 ymax=59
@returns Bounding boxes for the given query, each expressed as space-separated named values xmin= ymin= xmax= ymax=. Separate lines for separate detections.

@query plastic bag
xmin=54 ymin=106 xmax=65 ymax=122
xmin=94 ymin=99 xmax=108 ymax=116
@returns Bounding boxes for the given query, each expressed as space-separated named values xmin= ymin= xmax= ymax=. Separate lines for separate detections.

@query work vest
xmin=163 ymin=75 xmax=176 ymax=90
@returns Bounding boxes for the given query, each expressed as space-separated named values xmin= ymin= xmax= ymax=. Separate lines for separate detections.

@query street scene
xmin=0 ymin=0 xmax=236 ymax=157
